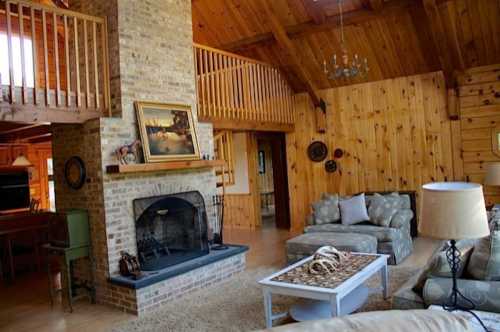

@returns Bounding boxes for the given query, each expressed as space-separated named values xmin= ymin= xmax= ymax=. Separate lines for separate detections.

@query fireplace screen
xmin=133 ymin=191 xmax=209 ymax=271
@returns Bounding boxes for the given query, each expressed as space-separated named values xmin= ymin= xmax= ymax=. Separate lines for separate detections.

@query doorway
xmin=256 ymin=132 xmax=291 ymax=229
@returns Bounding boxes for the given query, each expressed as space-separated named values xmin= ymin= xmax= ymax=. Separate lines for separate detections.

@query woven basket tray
xmin=272 ymin=254 xmax=378 ymax=289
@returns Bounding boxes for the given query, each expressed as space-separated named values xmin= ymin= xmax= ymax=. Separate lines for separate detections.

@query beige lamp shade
xmin=419 ymin=182 xmax=490 ymax=240
xmin=485 ymin=163 xmax=500 ymax=186
xmin=12 ymin=155 xmax=32 ymax=167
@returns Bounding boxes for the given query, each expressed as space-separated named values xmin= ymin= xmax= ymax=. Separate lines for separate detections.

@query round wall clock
xmin=307 ymin=141 xmax=328 ymax=162
xmin=65 ymin=156 xmax=87 ymax=190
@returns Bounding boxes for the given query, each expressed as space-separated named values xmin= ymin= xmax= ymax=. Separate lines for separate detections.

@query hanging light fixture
xmin=323 ymin=0 xmax=369 ymax=80
xmin=12 ymin=154 xmax=33 ymax=167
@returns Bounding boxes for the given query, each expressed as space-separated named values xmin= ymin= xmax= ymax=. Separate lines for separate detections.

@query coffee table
xmin=258 ymin=253 xmax=389 ymax=328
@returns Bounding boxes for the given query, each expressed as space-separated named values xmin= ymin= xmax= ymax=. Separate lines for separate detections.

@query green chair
xmin=45 ymin=209 xmax=95 ymax=312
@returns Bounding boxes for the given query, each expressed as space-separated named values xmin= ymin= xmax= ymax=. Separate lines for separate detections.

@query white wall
xmin=225 ymin=132 xmax=250 ymax=194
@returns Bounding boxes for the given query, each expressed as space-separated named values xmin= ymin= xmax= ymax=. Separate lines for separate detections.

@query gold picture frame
xmin=135 ymin=101 xmax=200 ymax=163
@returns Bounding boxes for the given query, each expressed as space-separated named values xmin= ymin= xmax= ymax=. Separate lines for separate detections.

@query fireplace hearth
xmin=134 ymin=191 xmax=210 ymax=271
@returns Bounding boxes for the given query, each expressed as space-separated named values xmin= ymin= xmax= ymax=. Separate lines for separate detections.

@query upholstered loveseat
xmin=393 ymin=215 xmax=500 ymax=313
xmin=305 ymin=192 xmax=415 ymax=265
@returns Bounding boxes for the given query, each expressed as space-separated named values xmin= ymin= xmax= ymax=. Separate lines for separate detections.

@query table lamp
xmin=419 ymin=182 xmax=490 ymax=330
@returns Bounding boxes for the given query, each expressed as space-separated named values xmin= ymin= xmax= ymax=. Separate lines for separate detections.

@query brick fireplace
xmin=51 ymin=0 xmax=247 ymax=315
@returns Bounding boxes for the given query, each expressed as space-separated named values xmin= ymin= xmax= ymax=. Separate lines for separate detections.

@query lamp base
xmin=445 ymin=240 xmax=489 ymax=332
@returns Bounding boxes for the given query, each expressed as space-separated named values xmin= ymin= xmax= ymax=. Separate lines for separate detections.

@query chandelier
xmin=323 ymin=0 xmax=369 ymax=80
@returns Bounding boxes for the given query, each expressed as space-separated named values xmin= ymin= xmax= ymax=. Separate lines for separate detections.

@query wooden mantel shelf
xmin=106 ymin=160 xmax=226 ymax=174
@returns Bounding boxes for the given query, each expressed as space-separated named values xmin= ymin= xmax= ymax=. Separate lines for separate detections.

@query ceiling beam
xmin=220 ymin=0 xmax=416 ymax=52
xmin=421 ymin=0 xmax=457 ymax=87
xmin=28 ymin=134 xmax=52 ymax=144
xmin=260 ymin=0 xmax=322 ymax=109
xmin=300 ymin=0 xmax=326 ymax=25
xmin=0 ymin=124 xmax=51 ymax=142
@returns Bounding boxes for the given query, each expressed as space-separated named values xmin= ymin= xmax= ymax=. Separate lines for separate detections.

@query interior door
xmin=257 ymin=132 xmax=291 ymax=229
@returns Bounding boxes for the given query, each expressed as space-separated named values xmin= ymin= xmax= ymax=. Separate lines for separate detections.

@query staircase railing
xmin=0 ymin=0 xmax=111 ymax=122
xmin=193 ymin=43 xmax=295 ymax=128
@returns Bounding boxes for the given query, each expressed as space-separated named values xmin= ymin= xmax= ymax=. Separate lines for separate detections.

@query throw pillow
xmin=339 ymin=193 xmax=369 ymax=225
xmin=467 ymin=219 xmax=500 ymax=281
xmin=368 ymin=193 xmax=400 ymax=227
xmin=428 ymin=239 xmax=475 ymax=278
xmin=311 ymin=194 xmax=340 ymax=225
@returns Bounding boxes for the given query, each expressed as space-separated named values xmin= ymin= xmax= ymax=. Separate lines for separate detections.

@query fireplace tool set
xmin=212 ymin=194 xmax=228 ymax=250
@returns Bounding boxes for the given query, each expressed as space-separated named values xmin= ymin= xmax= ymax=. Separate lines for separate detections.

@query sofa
xmin=393 ymin=214 xmax=500 ymax=313
xmin=305 ymin=192 xmax=415 ymax=265
xmin=259 ymin=310 xmax=474 ymax=332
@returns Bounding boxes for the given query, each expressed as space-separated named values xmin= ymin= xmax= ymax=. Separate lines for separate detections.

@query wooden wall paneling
xmin=223 ymin=194 xmax=256 ymax=229
xmin=0 ymin=143 xmax=52 ymax=209
xmin=287 ymin=71 xmax=454 ymax=230
xmin=0 ymin=146 xmax=12 ymax=165
xmin=246 ymin=132 xmax=261 ymax=228
xmin=457 ymin=64 xmax=500 ymax=205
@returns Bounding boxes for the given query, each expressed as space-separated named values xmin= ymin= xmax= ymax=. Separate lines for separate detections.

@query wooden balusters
xmin=6 ymin=1 xmax=15 ymax=103
xmin=30 ymin=7 xmax=37 ymax=105
xmin=18 ymin=3 xmax=27 ymax=104
xmin=74 ymin=16 xmax=81 ymax=107
xmin=83 ymin=20 xmax=90 ymax=108
xmin=64 ymin=15 xmax=71 ymax=107
xmin=53 ymin=12 xmax=60 ymax=106
xmin=93 ymin=21 xmax=99 ymax=109
xmin=42 ymin=9 xmax=49 ymax=106
xmin=193 ymin=43 xmax=295 ymax=129
xmin=0 ymin=0 xmax=111 ymax=119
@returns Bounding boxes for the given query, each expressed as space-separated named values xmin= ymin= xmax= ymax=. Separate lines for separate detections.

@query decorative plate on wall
xmin=325 ymin=160 xmax=338 ymax=173
xmin=307 ymin=141 xmax=328 ymax=162
xmin=334 ymin=148 xmax=344 ymax=159
xmin=64 ymin=156 xmax=87 ymax=190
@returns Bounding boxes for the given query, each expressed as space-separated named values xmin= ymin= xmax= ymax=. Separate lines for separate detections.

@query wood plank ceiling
xmin=192 ymin=0 xmax=500 ymax=92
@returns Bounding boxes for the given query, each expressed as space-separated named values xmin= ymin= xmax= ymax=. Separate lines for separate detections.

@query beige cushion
xmin=467 ymin=219 xmax=500 ymax=280
xmin=260 ymin=310 xmax=474 ymax=332
xmin=428 ymin=239 xmax=475 ymax=278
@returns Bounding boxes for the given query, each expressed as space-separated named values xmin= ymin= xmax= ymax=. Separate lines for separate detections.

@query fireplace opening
xmin=134 ymin=191 xmax=209 ymax=271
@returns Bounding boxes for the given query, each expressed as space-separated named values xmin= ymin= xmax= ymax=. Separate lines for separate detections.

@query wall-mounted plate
xmin=307 ymin=141 xmax=328 ymax=162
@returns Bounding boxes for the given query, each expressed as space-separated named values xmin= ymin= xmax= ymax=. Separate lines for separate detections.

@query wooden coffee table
xmin=258 ymin=253 xmax=389 ymax=328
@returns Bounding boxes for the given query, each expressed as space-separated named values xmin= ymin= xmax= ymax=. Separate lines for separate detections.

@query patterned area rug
xmin=111 ymin=265 xmax=416 ymax=332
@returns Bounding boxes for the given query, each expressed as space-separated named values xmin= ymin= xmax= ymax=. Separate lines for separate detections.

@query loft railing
xmin=0 ymin=0 xmax=111 ymax=122
xmin=193 ymin=43 xmax=295 ymax=129
xmin=214 ymin=130 xmax=235 ymax=188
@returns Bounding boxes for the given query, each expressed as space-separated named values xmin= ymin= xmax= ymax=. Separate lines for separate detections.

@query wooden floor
xmin=0 ymin=226 xmax=439 ymax=332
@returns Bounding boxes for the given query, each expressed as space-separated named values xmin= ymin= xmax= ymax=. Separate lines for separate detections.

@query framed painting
xmin=135 ymin=102 xmax=200 ymax=162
